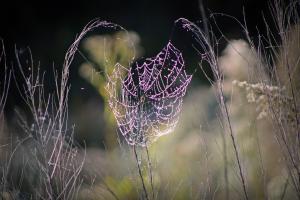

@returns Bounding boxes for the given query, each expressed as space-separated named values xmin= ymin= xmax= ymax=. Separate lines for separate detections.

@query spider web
xmin=106 ymin=42 xmax=192 ymax=146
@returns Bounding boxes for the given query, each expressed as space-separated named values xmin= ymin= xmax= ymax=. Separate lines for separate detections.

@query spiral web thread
xmin=106 ymin=42 xmax=192 ymax=146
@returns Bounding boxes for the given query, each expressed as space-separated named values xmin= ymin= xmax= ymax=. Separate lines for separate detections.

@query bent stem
xmin=133 ymin=145 xmax=149 ymax=200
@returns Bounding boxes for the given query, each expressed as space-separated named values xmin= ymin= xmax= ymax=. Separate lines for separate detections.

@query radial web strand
xmin=106 ymin=42 xmax=192 ymax=146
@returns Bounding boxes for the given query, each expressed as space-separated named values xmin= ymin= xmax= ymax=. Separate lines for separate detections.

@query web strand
xmin=106 ymin=42 xmax=192 ymax=146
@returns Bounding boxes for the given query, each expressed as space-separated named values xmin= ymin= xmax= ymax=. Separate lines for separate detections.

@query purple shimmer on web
xmin=106 ymin=42 xmax=192 ymax=146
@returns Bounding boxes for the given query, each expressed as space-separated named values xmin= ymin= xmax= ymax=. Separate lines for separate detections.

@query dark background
xmin=0 ymin=0 xmax=275 ymax=63
xmin=0 ymin=0 xmax=283 ymax=146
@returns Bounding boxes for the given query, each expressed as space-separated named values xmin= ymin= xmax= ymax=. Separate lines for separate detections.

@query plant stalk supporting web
xmin=145 ymin=146 xmax=155 ymax=200
xmin=133 ymin=145 xmax=149 ymax=200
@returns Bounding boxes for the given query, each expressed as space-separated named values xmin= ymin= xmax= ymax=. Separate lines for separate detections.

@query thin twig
xmin=133 ymin=145 xmax=149 ymax=200
xmin=145 ymin=146 xmax=155 ymax=200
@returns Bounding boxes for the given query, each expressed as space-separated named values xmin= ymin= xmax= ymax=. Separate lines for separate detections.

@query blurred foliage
xmin=73 ymin=39 xmax=298 ymax=199
xmin=2 ymin=11 xmax=300 ymax=200
xmin=79 ymin=31 xmax=143 ymax=148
